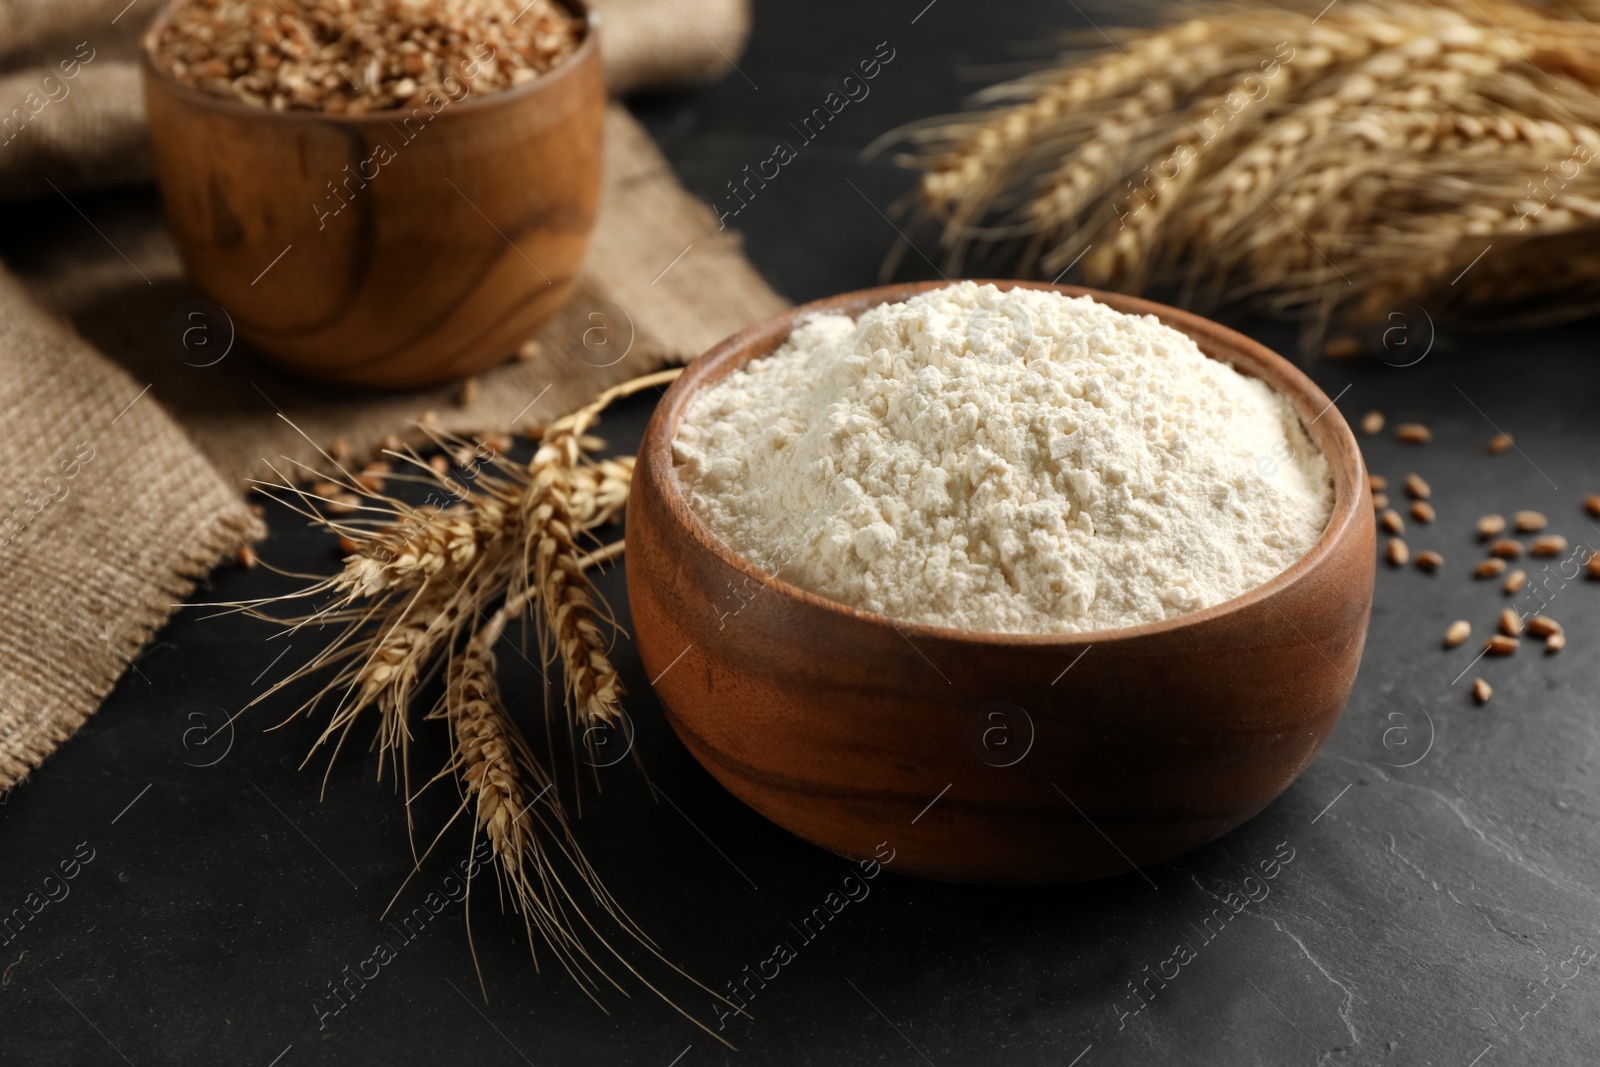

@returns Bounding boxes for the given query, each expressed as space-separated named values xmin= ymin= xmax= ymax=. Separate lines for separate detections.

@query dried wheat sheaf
xmin=886 ymin=0 xmax=1600 ymax=336
xmin=225 ymin=368 xmax=743 ymax=1041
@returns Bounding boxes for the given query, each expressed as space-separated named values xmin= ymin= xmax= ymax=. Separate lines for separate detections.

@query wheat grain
xmin=153 ymin=0 xmax=584 ymax=113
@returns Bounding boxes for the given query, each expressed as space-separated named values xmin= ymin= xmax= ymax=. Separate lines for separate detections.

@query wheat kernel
xmin=1474 ymin=558 xmax=1508 ymax=578
xmin=1503 ymin=569 xmax=1527 ymax=595
xmin=1385 ymin=538 xmax=1409 ymax=567
xmin=1380 ymin=509 xmax=1405 ymax=534
xmin=1514 ymin=510 xmax=1547 ymax=532
xmin=1530 ymin=535 xmax=1567 ymax=557
xmin=1547 ymin=631 xmax=1566 ymax=653
xmin=1412 ymin=501 xmax=1436 ymax=523
xmin=1360 ymin=411 xmax=1384 ymax=435
xmin=1373 ymin=493 xmax=1390 ymax=510
xmin=1404 ymin=473 xmax=1430 ymax=499
xmin=1500 ymin=608 xmax=1523 ymax=636
xmin=1489 ymin=540 xmax=1524 ymax=559
xmin=1323 ymin=336 xmax=1362 ymax=359
xmin=1397 ymin=423 xmax=1431 ymax=444
xmin=1525 ymin=615 xmax=1562 ymax=638
xmin=1477 ymin=514 xmax=1506 ymax=539
xmin=1487 ymin=433 xmax=1514 ymax=454
xmin=1445 ymin=620 xmax=1471 ymax=647
xmin=1472 ymin=678 xmax=1492 ymax=704
xmin=1485 ymin=635 xmax=1519 ymax=656
xmin=1415 ymin=550 xmax=1443 ymax=573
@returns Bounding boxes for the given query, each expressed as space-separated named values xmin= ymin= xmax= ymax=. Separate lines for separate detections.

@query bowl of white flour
xmin=627 ymin=281 xmax=1375 ymax=884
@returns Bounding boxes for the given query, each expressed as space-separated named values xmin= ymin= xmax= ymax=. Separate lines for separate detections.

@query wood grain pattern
xmin=139 ymin=0 xmax=604 ymax=388
xmin=626 ymin=281 xmax=1375 ymax=885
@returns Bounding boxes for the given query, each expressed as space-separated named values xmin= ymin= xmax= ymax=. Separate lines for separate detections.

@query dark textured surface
xmin=5 ymin=1 xmax=1600 ymax=1065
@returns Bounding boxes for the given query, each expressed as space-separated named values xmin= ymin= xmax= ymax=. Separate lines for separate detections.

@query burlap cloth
xmin=0 ymin=0 xmax=786 ymax=789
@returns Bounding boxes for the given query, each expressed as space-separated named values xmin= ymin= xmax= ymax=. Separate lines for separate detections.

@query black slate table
xmin=5 ymin=2 xmax=1600 ymax=1064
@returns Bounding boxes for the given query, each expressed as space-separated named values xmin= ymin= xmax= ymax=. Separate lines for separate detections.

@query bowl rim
xmin=138 ymin=0 xmax=598 ymax=122
xmin=641 ymin=279 xmax=1368 ymax=648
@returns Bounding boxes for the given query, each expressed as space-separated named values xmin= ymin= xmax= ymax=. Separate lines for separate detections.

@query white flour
xmin=672 ymin=283 xmax=1333 ymax=634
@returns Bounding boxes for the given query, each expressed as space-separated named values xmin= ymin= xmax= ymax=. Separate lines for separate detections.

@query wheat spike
xmin=207 ymin=369 xmax=742 ymax=1038
xmin=888 ymin=0 xmax=1600 ymax=333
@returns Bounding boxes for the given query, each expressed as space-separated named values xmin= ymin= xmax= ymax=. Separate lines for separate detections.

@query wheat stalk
xmin=890 ymin=0 xmax=1600 ymax=334
xmin=205 ymin=369 xmax=745 ymax=1040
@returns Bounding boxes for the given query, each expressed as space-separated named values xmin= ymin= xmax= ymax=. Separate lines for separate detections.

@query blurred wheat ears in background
xmin=886 ymin=0 xmax=1600 ymax=336
xmin=216 ymin=368 xmax=741 ymax=1040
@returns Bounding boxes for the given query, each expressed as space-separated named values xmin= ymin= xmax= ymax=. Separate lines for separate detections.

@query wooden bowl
xmin=139 ymin=0 xmax=603 ymax=388
xmin=627 ymin=281 xmax=1375 ymax=885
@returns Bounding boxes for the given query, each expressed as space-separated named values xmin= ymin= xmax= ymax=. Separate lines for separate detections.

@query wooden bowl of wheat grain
xmin=139 ymin=0 xmax=603 ymax=387
xmin=626 ymin=281 xmax=1375 ymax=885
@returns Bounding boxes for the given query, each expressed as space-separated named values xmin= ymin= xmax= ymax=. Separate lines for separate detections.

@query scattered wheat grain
xmin=1386 ymin=538 xmax=1409 ymax=566
xmin=1531 ymin=534 xmax=1568 ymax=557
xmin=1397 ymin=423 xmax=1431 ymax=444
xmin=1526 ymin=615 xmax=1563 ymax=638
xmin=1485 ymin=634 xmax=1519 ymax=655
xmin=1474 ymin=558 xmax=1508 ymax=578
